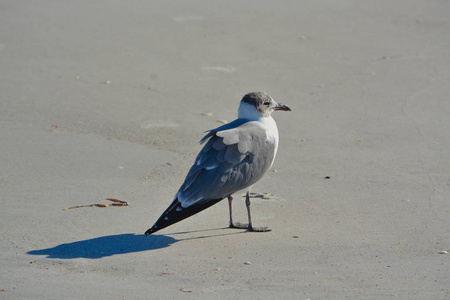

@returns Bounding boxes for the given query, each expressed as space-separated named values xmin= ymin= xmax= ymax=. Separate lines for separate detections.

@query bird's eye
xmin=263 ymin=101 xmax=270 ymax=106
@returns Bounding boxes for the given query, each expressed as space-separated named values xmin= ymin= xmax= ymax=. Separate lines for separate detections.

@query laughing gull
xmin=145 ymin=92 xmax=291 ymax=235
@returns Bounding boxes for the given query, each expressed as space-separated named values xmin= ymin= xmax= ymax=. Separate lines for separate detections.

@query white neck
xmin=238 ymin=101 xmax=280 ymax=166
xmin=238 ymin=102 xmax=263 ymax=120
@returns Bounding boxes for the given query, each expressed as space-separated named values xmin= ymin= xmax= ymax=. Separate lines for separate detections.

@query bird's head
xmin=238 ymin=92 xmax=291 ymax=119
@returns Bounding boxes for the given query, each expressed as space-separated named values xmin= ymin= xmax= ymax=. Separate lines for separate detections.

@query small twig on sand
xmin=63 ymin=198 xmax=128 ymax=211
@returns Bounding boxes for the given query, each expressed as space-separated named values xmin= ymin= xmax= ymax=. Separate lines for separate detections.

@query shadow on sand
xmin=27 ymin=228 xmax=246 ymax=259
xmin=27 ymin=233 xmax=177 ymax=259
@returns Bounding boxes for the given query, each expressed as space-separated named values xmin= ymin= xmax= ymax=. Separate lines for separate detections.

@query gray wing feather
xmin=217 ymin=129 xmax=239 ymax=145
xmin=224 ymin=144 xmax=245 ymax=164
xmin=177 ymin=120 xmax=275 ymax=208
xmin=213 ymin=138 xmax=227 ymax=151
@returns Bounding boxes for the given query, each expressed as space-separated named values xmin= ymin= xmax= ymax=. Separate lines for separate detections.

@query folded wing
xmin=177 ymin=120 xmax=276 ymax=208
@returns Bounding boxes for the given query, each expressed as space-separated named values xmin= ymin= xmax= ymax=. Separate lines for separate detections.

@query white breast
xmin=262 ymin=116 xmax=279 ymax=168
xmin=238 ymin=101 xmax=280 ymax=167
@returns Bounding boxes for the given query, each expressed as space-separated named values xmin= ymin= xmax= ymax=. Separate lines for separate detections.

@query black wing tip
xmin=144 ymin=198 xmax=224 ymax=236
xmin=144 ymin=227 xmax=158 ymax=236
xmin=145 ymin=219 xmax=171 ymax=236
xmin=144 ymin=199 xmax=181 ymax=236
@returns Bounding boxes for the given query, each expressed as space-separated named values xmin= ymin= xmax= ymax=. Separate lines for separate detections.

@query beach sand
xmin=1 ymin=0 xmax=449 ymax=298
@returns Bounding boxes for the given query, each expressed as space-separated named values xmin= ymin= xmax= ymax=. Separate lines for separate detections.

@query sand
xmin=1 ymin=0 xmax=449 ymax=299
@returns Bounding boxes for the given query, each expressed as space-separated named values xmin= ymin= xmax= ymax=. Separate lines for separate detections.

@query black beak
xmin=274 ymin=103 xmax=291 ymax=111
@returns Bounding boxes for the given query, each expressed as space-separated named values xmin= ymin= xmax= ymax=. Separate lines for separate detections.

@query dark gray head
xmin=240 ymin=92 xmax=291 ymax=117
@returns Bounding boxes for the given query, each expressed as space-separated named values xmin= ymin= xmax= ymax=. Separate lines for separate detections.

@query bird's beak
xmin=274 ymin=103 xmax=292 ymax=111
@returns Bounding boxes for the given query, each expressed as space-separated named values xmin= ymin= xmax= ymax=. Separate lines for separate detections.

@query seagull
xmin=145 ymin=92 xmax=291 ymax=235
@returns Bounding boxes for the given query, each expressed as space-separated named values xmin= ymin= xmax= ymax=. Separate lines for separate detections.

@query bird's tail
xmin=145 ymin=198 xmax=223 ymax=235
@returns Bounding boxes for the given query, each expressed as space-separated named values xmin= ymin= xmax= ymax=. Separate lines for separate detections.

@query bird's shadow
xmin=27 ymin=228 xmax=244 ymax=259
xmin=27 ymin=233 xmax=177 ymax=259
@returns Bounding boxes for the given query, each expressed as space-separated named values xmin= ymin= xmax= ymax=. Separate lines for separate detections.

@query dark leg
xmin=228 ymin=193 xmax=271 ymax=232
xmin=245 ymin=191 xmax=253 ymax=229
xmin=246 ymin=191 xmax=271 ymax=232
xmin=228 ymin=196 xmax=235 ymax=227
xmin=229 ymin=195 xmax=247 ymax=229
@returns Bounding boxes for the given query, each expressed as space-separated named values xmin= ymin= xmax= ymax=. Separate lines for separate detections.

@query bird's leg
xmin=228 ymin=193 xmax=271 ymax=232
xmin=228 ymin=196 xmax=235 ymax=228
xmin=245 ymin=191 xmax=253 ymax=229
xmin=228 ymin=195 xmax=248 ymax=229
xmin=245 ymin=191 xmax=271 ymax=232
